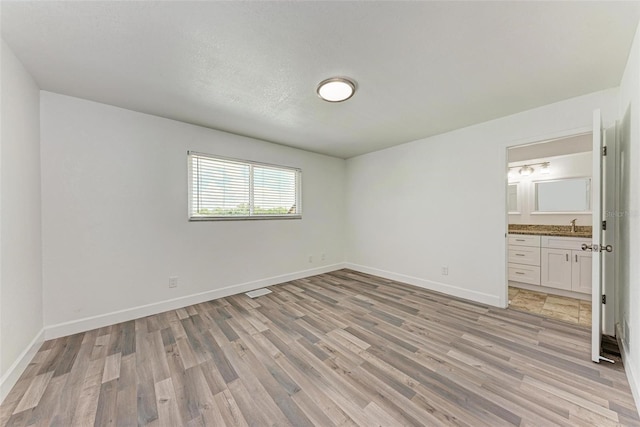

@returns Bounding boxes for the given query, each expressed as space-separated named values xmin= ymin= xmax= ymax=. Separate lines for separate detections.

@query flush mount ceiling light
xmin=316 ymin=77 xmax=356 ymax=102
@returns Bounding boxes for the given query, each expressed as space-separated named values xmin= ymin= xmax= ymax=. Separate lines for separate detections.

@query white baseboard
xmin=0 ymin=328 xmax=45 ymax=404
xmin=44 ymin=263 xmax=346 ymax=340
xmin=617 ymin=323 xmax=640 ymax=417
xmin=345 ymin=263 xmax=501 ymax=307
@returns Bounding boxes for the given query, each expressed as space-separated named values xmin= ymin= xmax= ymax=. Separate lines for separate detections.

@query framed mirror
xmin=534 ymin=177 xmax=591 ymax=213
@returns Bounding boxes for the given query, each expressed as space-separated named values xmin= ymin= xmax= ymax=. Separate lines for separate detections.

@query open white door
xmin=589 ymin=109 xmax=611 ymax=363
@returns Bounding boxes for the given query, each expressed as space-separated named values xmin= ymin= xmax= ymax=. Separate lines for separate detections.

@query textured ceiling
xmin=2 ymin=1 xmax=639 ymax=158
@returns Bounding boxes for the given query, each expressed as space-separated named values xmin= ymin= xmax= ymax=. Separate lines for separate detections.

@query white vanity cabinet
xmin=540 ymin=236 xmax=592 ymax=294
xmin=508 ymin=235 xmax=541 ymax=285
xmin=508 ymin=233 xmax=592 ymax=296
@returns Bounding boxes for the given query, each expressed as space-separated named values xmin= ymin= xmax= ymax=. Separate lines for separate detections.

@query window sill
xmin=189 ymin=215 xmax=302 ymax=222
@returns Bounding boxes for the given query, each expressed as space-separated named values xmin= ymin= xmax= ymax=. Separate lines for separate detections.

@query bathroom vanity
xmin=508 ymin=225 xmax=592 ymax=299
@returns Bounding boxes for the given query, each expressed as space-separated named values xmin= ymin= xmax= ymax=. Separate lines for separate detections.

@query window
xmin=188 ymin=151 xmax=301 ymax=220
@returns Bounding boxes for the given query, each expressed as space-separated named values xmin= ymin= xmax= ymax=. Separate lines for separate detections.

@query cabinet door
xmin=541 ymin=248 xmax=572 ymax=290
xmin=572 ymin=250 xmax=592 ymax=294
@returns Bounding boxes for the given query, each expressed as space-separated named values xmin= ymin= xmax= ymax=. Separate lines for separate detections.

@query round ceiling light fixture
xmin=316 ymin=77 xmax=356 ymax=102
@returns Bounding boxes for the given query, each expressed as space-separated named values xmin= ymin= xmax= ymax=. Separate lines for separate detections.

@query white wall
xmin=617 ymin=21 xmax=640 ymax=413
xmin=508 ymin=151 xmax=592 ymax=226
xmin=40 ymin=92 xmax=345 ymax=335
xmin=0 ymin=40 xmax=44 ymax=399
xmin=345 ymin=88 xmax=618 ymax=308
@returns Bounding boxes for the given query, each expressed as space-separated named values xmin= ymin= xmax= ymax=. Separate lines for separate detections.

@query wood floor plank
xmin=522 ymin=375 xmax=619 ymax=422
xmin=2 ymin=268 xmax=639 ymax=426
xmin=225 ymin=378 xmax=271 ymax=426
xmin=23 ymin=373 xmax=67 ymax=427
xmin=47 ymin=337 xmax=95 ymax=426
xmin=163 ymin=342 xmax=193 ymax=425
xmin=181 ymin=366 xmax=225 ymax=427
xmin=90 ymin=334 xmax=111 ymax=361
xmin=265 ymin=339 xmax=356 ymax=426
xmin=101 ymin=353 xmax=121 ymax=384
xmin=12 ymin=372 xmax=53 ymax=414
xmin=17 ymin=350 xmax=50 ymax=383
xmin=51 ymin=334 xmax=84 ymax=378
xmin=220 ymin=342 xmax=292 ymax=426
xmin=93 ymin=379 xmax=118 ymax=427
xmin=351 ymin=362 xmax=441 ymax=426
xmin=71 ymin=358 xmax=104 ymax=426
xmin=115 ymin=354 xmax=137 ymax=427
xmin=228 ymin=335 xmax=313 ymax=427
xmin=212 ymin=389 xmax=249 ymax=427
xmin=135 ymin=333 xmax=158 ymax=425
xmin=363 ymin=401 xmax=406 ymax=426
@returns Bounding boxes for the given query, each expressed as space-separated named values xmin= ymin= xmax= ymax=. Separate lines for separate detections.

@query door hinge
xmin=602 ymin=220 xmax=607 ymax=231
xmin=603 ymin=146 xmax=607 ymax=156
xmin=602 ymin=295 xmax=606 ymax=304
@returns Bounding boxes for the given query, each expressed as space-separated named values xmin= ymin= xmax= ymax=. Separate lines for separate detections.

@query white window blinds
xmin=188 ymin=152 xmax=301 ymax=220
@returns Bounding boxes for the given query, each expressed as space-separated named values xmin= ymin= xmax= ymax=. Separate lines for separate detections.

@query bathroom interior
xmin=507 ymin=133 xmax=594 ymax=326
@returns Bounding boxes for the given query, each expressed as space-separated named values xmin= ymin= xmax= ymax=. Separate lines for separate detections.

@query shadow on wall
xmin=616 ymin=104 xmax=632 ymax=346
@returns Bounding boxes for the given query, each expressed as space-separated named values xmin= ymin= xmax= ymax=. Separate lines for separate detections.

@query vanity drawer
xmin=508 ymin=263 xmax=541 ymax=285
xmin=508 ymin=246 xmax=540 ymax=266
xmin=541 ymin=236 xmax=592 ymax=251
xmin=508 ymin=234 xmax=541 ymax=247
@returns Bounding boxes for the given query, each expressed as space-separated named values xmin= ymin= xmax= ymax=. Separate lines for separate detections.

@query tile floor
xmin=508 ymin=287 xmax=591 ymax=326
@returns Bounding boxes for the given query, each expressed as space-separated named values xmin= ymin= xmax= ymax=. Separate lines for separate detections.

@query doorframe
xmin=602 ymin=125 xmax=618 ymax=337
xmin=502 ymin=126 xmax=593 ymax=309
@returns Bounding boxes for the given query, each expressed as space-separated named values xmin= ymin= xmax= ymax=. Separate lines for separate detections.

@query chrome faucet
xmin=570 ymin=218 xmax=577 ymax=233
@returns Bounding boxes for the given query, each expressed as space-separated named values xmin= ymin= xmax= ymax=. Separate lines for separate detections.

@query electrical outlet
xmin=169 ymin=276 xmax=178 ymax=288
xmin=441 ymin=266 xmax=449 ymax=276
xmin=308 ymin=255 xmax=313 ymax=263
xmin=321 ymin=253 xmax=326 ymax=261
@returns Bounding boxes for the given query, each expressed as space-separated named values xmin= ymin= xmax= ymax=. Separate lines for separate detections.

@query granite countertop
xmin=508 ymin=224 xmax=592 ymax=238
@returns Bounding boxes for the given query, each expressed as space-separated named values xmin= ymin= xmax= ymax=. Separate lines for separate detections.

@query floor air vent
xmin=245 ymin=288 xmax=272 ymax=298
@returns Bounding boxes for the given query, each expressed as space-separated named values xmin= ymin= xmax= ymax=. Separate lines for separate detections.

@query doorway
xmin=505 ymin=133 xmax=597 ymax=326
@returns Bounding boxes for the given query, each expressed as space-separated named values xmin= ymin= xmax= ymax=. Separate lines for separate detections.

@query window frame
xmin=188 ymin=151 xmax=302 ymax=221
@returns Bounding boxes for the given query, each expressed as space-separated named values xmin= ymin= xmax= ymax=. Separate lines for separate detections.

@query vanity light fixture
xmin=540 ymin=162 xmax=551 ymax=174
xmin=508 ymin=161 xmax=552 ymax=177
xmin=317 ymin=77 xmax=356 ymax=102
xmin=519 ymin=165 xmax=534 ymax=176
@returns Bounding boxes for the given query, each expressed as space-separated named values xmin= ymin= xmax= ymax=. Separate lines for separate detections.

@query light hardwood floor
xmin=1 ymin=269 xmax=639 ymax=426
